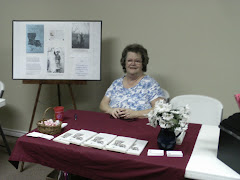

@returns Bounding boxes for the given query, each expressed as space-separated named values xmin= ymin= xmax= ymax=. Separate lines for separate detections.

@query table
xmin=185 ymin=125 xmax=240 ymax=180
xmin=9 ymin=110 xmax=202 ymax=180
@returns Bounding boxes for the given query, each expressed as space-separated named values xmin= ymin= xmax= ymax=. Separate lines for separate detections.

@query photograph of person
xmin=100 ymin=43 xmax=166 ymax=119
xmin=72 ymin=23 xmax=90 ymax=49
xmin=47 ymin=47 xmax=65 ymax=73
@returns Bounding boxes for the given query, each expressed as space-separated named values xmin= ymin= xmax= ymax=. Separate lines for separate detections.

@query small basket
xmin=37 ymin=107 xmax=62 ymax=135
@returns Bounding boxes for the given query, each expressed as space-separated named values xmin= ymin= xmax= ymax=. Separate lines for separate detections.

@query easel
xmin=20 ymin=80 xmax=86 ymax=172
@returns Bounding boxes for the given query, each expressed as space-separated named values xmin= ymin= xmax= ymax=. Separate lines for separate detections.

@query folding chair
xmin=0 ymin=81 xmax=11 ymax=155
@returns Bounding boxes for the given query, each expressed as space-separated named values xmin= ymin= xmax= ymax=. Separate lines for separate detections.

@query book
xmin=105 ymin=136 xmax=137 ymax=153
xmin=53 ymin=129 xmax=78 ymax=145
xmin=53 ymin=129 xmax=148 ymax=156
xmin=66 ymin=129 xmax=98 ymax=146
xmin=83 ymin=133 xmax=117 ymax=149
xmin=126 ymin=139 xmax=148 ymax=156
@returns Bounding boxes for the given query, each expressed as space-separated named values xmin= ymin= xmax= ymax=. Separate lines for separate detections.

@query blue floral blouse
xmin=105 ymin=75 xmax=164 ymax=111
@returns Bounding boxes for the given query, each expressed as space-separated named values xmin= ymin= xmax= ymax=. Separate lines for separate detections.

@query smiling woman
xmin=99 ymin=43 xmax=166 ymax=119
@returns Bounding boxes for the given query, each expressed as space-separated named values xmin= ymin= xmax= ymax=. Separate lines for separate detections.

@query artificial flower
xmin=147 ymin=100 xmax=190 ymax=133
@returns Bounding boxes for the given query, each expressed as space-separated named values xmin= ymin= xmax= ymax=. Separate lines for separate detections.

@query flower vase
xmin=157 ymin=128 xmax=176 ymax=150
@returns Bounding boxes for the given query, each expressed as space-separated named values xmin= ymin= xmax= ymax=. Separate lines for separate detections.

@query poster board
xmin=12 ymin=20 xmax=102 ymax=80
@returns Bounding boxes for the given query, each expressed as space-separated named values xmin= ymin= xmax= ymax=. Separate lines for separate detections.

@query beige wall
xmin=0 ymin=0 xmax=239 ymax=133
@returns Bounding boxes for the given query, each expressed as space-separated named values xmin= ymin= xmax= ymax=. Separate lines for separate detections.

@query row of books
xmin=53 ymin=129 xmax=148 ymax=156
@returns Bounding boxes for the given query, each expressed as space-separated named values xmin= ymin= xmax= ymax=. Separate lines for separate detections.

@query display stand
xmin=20 ymin=80 xmax=86 ymax=172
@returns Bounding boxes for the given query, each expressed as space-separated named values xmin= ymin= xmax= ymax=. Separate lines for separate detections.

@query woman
xmin=100 ymin=44 xmax=165 ymax=119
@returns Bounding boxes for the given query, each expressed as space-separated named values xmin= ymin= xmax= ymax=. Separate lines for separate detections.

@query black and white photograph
xmin=72 ymin=22 xmax=90 ymax=49
xmin=47 ymin=47 xmax=65 ymax=73
xmin=12 ymin=20 xmax=101 ymax=80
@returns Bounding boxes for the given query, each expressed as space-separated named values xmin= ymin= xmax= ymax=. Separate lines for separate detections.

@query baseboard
xmin=2 ymin=127 xmax=27 ymax=137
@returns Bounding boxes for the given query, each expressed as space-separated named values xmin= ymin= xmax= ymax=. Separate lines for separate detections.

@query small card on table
xmin=147 ymin=149 xmax=164 ymax=156
xmin=166 ymin=151 xmax=183 ymax=157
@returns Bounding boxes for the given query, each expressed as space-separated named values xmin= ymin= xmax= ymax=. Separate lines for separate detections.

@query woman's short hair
xmin=120 ymin=44 xmax=149 ymax=73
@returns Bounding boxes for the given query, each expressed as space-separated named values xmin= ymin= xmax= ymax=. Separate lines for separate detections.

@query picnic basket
xmin=37 ymin=107 xmax=62 ymax=135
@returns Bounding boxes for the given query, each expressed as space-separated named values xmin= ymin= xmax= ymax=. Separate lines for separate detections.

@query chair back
xmin=0 ymin=81 xmax=4 ymax=98
xmin=170 ymin=94 xmax=223 ymax=126
xmin=162 ymin=88 xmax=170 ymax=102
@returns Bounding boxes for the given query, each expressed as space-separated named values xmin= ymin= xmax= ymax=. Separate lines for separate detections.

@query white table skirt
xmin=185 ymin=125 xmax=240 ymax=180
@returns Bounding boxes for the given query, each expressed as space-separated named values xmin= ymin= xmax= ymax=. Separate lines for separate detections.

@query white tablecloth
xmin=185 ymin=125 xmax=240 ymax=180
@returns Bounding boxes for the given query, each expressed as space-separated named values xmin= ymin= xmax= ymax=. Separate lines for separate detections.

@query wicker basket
xmin=37 ymin=107 xmax=62 ymax=135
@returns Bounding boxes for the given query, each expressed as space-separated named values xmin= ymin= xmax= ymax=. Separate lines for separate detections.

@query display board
xmin=12 ymin=20 xmax=102 ymax=80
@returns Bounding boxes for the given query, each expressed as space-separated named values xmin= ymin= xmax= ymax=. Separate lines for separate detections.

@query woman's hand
xmin=110 ymin=108 xmax=125 ymax=119
xmin=118 ymin=109 xmax=137 ymax=119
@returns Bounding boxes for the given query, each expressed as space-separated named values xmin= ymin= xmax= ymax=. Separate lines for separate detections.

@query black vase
xmin=157 ymin=128 xmax=176 ymax=150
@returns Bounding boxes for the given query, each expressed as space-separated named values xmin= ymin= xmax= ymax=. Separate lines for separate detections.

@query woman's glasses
xmin=126 ymin=59 xmax=142 ymax=64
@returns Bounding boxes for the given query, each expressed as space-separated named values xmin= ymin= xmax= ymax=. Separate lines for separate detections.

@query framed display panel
xmin=12 ymin=20 xmax=102 ymax=80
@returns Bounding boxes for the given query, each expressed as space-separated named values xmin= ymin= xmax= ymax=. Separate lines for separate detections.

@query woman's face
xmin=125 ymin=52 xmax=143 ymax=75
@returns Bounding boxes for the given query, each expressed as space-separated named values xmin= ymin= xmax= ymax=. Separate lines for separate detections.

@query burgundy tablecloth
xmin=9 ymin=110 xmax=201 ymax=180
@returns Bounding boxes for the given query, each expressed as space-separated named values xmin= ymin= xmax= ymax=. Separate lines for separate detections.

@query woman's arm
xmin=118 ymin=97 xmax=164 ymax=119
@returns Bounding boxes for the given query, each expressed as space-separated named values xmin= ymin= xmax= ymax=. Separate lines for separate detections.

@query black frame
xmin=12 ymin=20 xmax=102 ymax=81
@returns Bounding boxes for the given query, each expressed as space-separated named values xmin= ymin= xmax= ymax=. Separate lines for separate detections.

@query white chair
xmin=162 ymin=88 xmax=170 ymax=102
xmin=0 ymin=81 xmax=4 ymax=98
xmin=170 ymin=94 xmax=223 ymax=126
xmin=0 ymin=81 xmax=11 ymax=155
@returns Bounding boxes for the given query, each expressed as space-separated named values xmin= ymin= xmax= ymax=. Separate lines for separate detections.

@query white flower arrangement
xmin=147 ymin=99 xmax=190 ymax=134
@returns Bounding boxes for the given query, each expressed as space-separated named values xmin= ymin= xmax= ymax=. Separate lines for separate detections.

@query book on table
xmin=65 ymin=129 xmax=98 ymax=146
xmin=53 ymin=129 xmax=148 ymax=155
xmin=53 ymin=129 xmax=78 ymax=145
xmin=105 ymin=136 xmax=137 ymax=153
xmin=83 ymin=133 xmax=117 ymax=149
xmin=126 ymin=139 xmax=148 ymax=156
